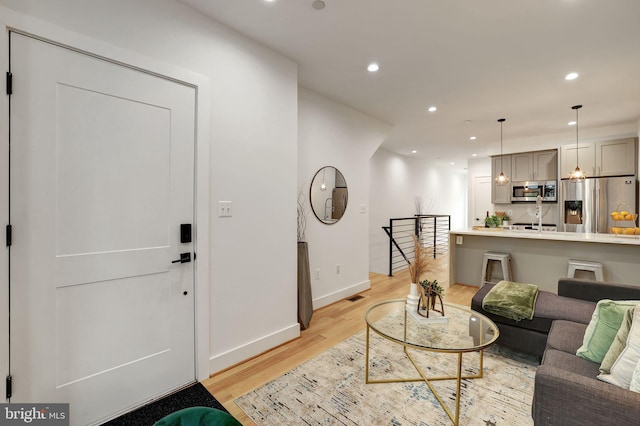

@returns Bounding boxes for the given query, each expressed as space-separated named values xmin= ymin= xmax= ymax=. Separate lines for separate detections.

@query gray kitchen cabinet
xmin=512 ymin=150 xmax=557 ymax=181
xmin=596 ymin=138 xmax=636 ymax=176
xmin=491 ymin=155 xmax=512 ymax=204
xmin=512 ymin=153 xmax=533 ymax=181
xmin=560 ymin=143 xmax=595 ymax=178
xmin=534 ymin=150 xmax=558 ymax=180
xmin=561 ymin=138 xmax=636 ymax=178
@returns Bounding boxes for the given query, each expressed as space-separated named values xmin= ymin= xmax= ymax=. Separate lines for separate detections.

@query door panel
xmin=55 ymin=83 xmax=171 ymax=255
xmin=473 ymin=176 xmax=493 ymax=226
xmin=9 ymin=32 xmax=196 ymax=425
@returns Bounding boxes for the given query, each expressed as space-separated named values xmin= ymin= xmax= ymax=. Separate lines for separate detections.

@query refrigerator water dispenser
xmin=564 ymin=200 xmax=583 ymax=225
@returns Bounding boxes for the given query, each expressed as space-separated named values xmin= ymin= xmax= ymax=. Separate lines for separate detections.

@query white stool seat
xmin=568 ymin=259 xmax=604 ymax=281
xmin=481 ymin=252 xmax=513 ymax=287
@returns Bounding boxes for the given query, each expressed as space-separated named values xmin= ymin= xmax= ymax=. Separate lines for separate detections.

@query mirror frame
xmin=309 ymin=166 xmax=348 ymax=225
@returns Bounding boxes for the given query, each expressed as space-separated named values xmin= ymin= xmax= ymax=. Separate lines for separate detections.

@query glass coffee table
xmin=364 ymin=299 xmax=499 ymax=425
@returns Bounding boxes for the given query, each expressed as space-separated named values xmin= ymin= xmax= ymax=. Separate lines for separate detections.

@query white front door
xmin=8 ymin=32 xmax=196 ymax=425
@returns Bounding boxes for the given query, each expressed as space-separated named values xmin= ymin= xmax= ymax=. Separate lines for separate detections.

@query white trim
xmin=209 ymin=323 xmax=300 ymax=373
xmin=313 ymin=279 xmax=371 ymax=309
xmin=0 ymin=5 xmax=211 ymax=382
xmin=0 ymin=19 xmax=10 ymax=399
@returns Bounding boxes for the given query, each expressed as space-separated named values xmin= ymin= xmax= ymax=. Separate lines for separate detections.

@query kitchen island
xmin=449 ymin=228 xmax=640 ymax=293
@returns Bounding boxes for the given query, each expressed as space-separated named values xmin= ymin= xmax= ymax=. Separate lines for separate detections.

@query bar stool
xmin=568 ymin=259 xmax=604 ymax=281
xmin=481 ymin=252 xmax=513 ymax=287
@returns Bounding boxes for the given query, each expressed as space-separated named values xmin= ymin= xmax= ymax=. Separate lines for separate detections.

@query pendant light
xmin=495 ymin=118 xmax=509 ymax=186
xmin=569 ymin=105 xmax=586 ymax=182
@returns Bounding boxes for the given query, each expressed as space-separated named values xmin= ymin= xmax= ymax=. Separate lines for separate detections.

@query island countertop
xmin=449 ymin=228 xmax=640 ymax=292
xmin=450 ymin=228 xmax=640 ymax=246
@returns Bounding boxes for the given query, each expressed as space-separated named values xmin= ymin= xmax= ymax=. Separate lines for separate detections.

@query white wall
xmin=0 ymin=0 xmax=299 ymax=373
xmin=298 ymin=88 xmax=390 ymax=308
xmin=369 ymin=148 xmax=467 ymax=275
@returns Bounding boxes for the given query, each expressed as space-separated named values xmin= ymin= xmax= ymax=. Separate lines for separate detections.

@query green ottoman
xmin=153 ymin=407 xmax=242 ymax=426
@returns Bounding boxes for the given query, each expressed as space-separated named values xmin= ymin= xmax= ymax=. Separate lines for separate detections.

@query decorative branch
xmin=408 ymin=235 xmax=442 ymax=284
xmin=297 ymin=186 xmax=307 ymax=242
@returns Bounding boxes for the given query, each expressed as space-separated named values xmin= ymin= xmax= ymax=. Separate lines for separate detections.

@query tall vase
xmin=297 ymin=241 xmax=313 ymax=329
xmin=406 ymin=282 xmax=420 ymax=312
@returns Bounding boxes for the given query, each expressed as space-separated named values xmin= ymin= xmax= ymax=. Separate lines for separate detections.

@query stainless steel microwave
xmin=511 ymin=181 xmax=557 ymax=202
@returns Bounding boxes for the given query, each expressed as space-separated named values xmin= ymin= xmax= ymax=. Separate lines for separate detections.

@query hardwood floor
xmin=202 ymin=259 xmax=478 ymax=425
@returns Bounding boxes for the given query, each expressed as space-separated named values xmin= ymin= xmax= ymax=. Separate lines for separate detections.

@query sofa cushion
xmin=546 ymin=320 xmax=587 ymax=354
xmin=472 ymin=284 xmax=595 ymax=334
xmin=576 ymin=300 xmax=639 ymax=363
xmin=542 ymin=348 xmax=600 ymax=378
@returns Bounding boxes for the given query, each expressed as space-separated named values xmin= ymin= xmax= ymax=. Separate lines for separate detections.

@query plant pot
xmin=297 ymin=242 xmax=313 ymax=329
xmin=406 ymin=282 xmax=420 ymax=312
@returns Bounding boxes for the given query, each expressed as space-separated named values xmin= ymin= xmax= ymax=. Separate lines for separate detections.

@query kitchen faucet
xmin=536 ymin=195 xmax=543 ymax=233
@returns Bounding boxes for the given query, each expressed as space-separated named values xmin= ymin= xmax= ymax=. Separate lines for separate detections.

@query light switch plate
xmin=218 ymin=201 xmax=232 ymax=217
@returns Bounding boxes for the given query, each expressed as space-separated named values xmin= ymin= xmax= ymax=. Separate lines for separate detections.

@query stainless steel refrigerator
xmin=561 ymin=176 xmax=637 ymax=233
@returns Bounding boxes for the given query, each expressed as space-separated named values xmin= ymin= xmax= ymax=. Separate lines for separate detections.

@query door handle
xmin=171 ymin=252 xmax=191 ymax=264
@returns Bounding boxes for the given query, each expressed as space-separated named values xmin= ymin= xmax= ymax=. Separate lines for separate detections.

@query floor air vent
xmin=347 ymin=295 xmax=364 ymax=302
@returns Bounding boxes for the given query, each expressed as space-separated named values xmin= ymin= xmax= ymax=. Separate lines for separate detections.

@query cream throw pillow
xmin=598 ymin=305 xmax=640 ymax=389
xmin=630 ymin=359 xmax=640 ymax=393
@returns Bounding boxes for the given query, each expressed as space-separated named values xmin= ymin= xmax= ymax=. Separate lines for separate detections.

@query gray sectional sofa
xmin=471 ymin=278 xmax=640 ymax=426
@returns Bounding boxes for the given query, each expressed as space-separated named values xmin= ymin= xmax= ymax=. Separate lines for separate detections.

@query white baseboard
xmin=209 ymin=322 xmax=300 ymax=374
xmin=313 ymin=279 xmax=371 ymax=309
xmin=208 ymin=279 xmax=371 ymax=374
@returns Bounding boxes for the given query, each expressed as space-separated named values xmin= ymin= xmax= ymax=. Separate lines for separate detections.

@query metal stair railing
xmin=382 ymin=215 xmax=450 ymax=276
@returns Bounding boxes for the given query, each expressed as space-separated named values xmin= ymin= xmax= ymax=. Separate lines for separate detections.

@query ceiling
xmin=179 ymin=0 xmax=640 ymax=168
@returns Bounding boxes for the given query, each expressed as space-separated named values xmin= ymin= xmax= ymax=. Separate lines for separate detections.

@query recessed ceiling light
xmin=367 ymin=63 xmax=379 ymax=72
xmin=472 ymin=153 xmax=478 ymax=157
xmin=411 ymin=150 xmax=418 ymax=154
xmin=464 ymin=120 xmax=472 ymax=124
xmin=469 ymin=136 xmax=477 ymax=140
xmin=450 ymin=162 xmax=455 ymax=165
xmin=565 ymin=72 xmax=579 ymax=80
xmin=568 ymin=121 xmax=577 ymax=126
xmin=428 ymin=106 xmax=437 ymax=112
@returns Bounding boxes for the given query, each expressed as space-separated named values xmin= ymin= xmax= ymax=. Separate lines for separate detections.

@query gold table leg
xmin=365 ymin=323 xmax=485 ymax=425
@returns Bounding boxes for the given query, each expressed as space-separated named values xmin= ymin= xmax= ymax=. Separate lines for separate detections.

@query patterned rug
xmin=235 ymin=329 xmax=538 ymax=425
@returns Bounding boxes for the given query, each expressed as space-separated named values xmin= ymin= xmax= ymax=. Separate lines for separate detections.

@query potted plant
xmin=495 ymin=211 xmax=511 ymax=227
xmin=485 ymin=215 xmax=499 ymax=228
xmin=418 ymin=279 xmax=445 ymax=317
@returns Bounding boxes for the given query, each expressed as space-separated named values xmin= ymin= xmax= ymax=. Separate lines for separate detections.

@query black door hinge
xmin=6 ymin=375 xmax=11 ymax=399
xmin=6 ymin=224 xmax=12 ymax=247
xmin=6 ymin=72 xmax=12 ymax=95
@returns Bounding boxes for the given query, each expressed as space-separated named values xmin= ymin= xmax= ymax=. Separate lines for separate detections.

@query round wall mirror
xmin=310 ymin=166 xmax=348 ymax=224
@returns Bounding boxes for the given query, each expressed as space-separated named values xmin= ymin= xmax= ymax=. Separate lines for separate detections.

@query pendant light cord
xmin=575 ymin=107 xmax=579 ymax=167
xmin=500 ymin=120 xmax=503 ymax=173
xmin=498 ymin=118 xmax=506 ymax=173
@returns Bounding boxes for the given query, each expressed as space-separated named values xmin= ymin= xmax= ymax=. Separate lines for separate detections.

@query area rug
xmin=235 ymin=330 xmax=538 ymax=425
xmin=103 ymin=382 xmax=227 ymax=425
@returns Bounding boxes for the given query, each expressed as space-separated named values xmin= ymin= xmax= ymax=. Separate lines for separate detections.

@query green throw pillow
xmin=576 ymin=300 xmax=640 ymax=363
xmin=600 ymin=306 xmax=635 ymax=374
xmin=153 ymin=407 xmax=242 ymax=426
